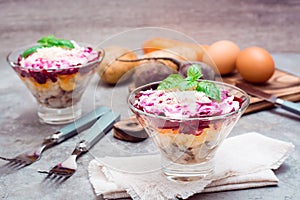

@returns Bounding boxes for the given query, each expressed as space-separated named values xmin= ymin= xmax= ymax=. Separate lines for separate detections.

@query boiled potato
xmin=97 ymin=46 xmax=138 ymax=84
xmin=142 ymin=46 xmax=198 ymax=70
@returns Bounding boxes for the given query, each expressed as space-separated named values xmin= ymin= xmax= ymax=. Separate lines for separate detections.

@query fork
xmin=0 ymin=106 xmax=111 ymax=168
xmin=39 ymin=111 xmax=120 ymax=178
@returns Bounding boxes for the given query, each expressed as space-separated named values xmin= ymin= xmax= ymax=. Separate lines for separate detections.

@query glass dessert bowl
xmin=7 ymin=36 xmax=104 ymax=124
xmin=128 ymin=76 xmax=250 ymax=181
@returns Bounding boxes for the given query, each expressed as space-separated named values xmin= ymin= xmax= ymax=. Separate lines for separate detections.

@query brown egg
xmin=203 ymin=40 xmax=240 ymax=75
xmin=236 ymin=47 xmax=275 ymax=83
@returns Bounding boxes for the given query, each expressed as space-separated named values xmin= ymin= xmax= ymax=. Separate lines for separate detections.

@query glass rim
xmin=128 ymin=80 xmax=250 ymax=121
xmin=6 ymin=43 xmax=105 ymax=71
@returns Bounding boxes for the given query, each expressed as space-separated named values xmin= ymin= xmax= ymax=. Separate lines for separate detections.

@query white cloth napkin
xmin=88 ymin=132 xmax=294 ymax=200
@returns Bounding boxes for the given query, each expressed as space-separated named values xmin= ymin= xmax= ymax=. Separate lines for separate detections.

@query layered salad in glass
xmin=10 ymin=35 xmax=100 ymax=109
xmin=129 ymin=65 xmax=249 ymax=178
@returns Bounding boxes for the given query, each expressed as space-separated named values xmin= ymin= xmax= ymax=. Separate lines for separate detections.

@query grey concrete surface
xmin=0 ymin=0 xmax=300 ymax=199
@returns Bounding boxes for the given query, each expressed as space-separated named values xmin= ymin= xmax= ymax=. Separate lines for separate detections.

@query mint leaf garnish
xmin=157 ymin=74 xmax=185 ymax=90
xmin=197 ymin=81 xmax=221 ymax=101
xmin=22 ymin=35 xmax=75 ymax=58
xmin=56 ymin=39 xmax=75 ymax=49
xmin=186 ymin=64 xmax=202 ymax=82
xmin=37 ymin=35 xmax=55 ymax=44
xmin=157 ymin=64 xmax=221 ymax=101
xmin=22 ymin=45 xmax=43 ymax=58
xmin=38 ymin=35 xmax=75 ymax=49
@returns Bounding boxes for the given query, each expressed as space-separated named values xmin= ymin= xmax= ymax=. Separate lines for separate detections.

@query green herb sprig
xmin=157 ymin=64 xmax=221 ymax=101
xmin=22 ymin=35 xmax=75 ymax=58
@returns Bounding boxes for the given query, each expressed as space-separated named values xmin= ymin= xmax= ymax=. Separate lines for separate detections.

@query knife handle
xmin=51 ymin=106 xmax=111 ymax=143
xmin=276 ymin=99 xmax=300 ymax=116
xmin=80 ymin=111 xmax=120 ymax=151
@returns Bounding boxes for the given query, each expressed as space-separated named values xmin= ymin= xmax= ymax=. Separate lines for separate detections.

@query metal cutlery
xmin=236 ymin=82 xmax=300 ymax=115
xmin=0 ymin=106 xmax=110 ymax=168
xmin=39 ymin=110 xmax=120 ymax=178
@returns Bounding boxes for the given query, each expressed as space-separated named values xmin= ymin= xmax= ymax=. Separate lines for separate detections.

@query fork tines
xmin=0 ymin=156 xmax=32 ymax=169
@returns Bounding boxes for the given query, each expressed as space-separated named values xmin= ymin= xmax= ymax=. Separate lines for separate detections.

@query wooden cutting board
xmin=221 ymin=69 xmax=300 ymax=114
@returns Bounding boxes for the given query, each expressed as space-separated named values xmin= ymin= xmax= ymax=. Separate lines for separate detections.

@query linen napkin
xmin=88 ymin=132 xmax=294 ymax=200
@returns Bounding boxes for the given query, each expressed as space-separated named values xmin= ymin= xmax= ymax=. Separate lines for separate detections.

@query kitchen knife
xmin=79 ymin=110 xmax=120 ymax=150
xmin=236 ymin=82 xmax=300 ymax=115
xmin=51 ymin=106 xmax=111 ymax=144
